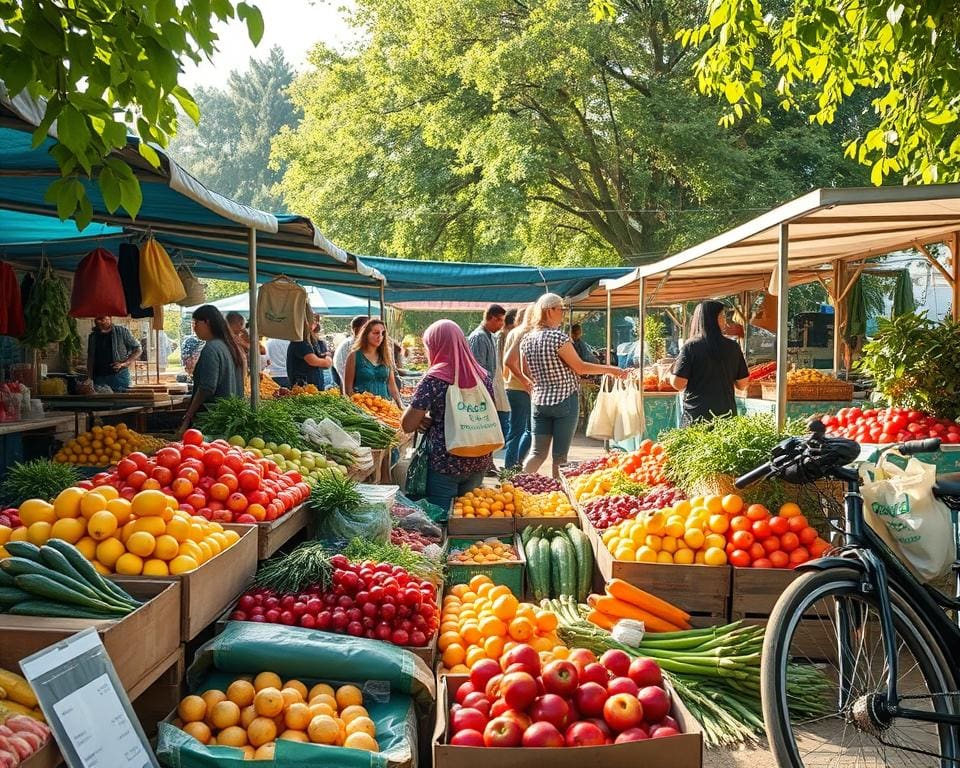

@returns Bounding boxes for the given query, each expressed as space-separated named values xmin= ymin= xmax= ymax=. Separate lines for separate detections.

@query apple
xmin=615 ymin=726 xmax=650 ymax=743
xmin=490 ymin=699 xmax=511 ymax=718
xmin=636 ymin=686 xmax=671 ymax=723
xmin=451 ymin=729 xmax=485 ymax=746
xmin=485 ymin=674 xmax=504 ymax=700
xmin=501 ymin=672 xmax=538 ymax=712
xmin=452 ymin=707 xmax=489 ymax=734
xmin=587 ymin=718 xmax=613 ymax=739
xmin=455 ymin=682 xmax=477 ymax=705
xmin=564 ymin=721 xmax=606 ymax=747
xmin=628 ymin=658 xmax=663 ymax=688
xmin=580 ymin=663 xmax=610 ymax=687
xmin=600 ymin=649 xmax=632 ymax=678
xmin=573 ymin=682 xmax=609 ymax=718
xmin=607 ymin=677 xmax=639 ymax=697
xmin=484 ymin=718 xmax=523 ymax=748
xmin=650 ymin=725 xmax=680 ymax=739
xmin=501 ymin=645 xmax=541 ymax=676
xmin=501 ymin=709 xmax=532 ymax=731
xmin=567 ymin=648 xmax=598 ymax=672
xmin=541 ymin=660 xmax=579 ymax=698
xmin=471 ymin=659 xmax=503 ymax=693
xmin=530 ymin=694 xmax=570 ymax=730
xmin=603 ymin=693 xmax=644 ymax=732
xmin=660 ymin=715 xmax=679 ymax=731
xmin=461 ymin=692 xmax=491 ymax=717
xmin=522 ymin=721 xmax=564 ymax=748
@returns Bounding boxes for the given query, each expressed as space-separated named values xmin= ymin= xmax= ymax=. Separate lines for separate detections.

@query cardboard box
xmin=0 ymin=579 xmax=181 ymax=694
xmin=255 ymin=502 xmax=309 ymax=560
xmin=19 ymin=739 xmax=61 ymax=768
xmin=113 ymin=523 xmax=257 ymax=641
xmin=433 ymin=675 xmax=702 ymax=768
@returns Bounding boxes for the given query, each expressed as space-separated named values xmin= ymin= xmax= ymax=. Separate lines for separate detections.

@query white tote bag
xmin=613 ymin=376 xmax=645 ymax=442
xmin=444 ymin=356 xmax=505 ymax=458
xmin=586 ymin=375 xmax=618 ymax=440
xmin=861 ymin=454 xmax=955 ymax=582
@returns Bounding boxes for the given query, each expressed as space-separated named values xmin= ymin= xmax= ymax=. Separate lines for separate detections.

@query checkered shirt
xmin=520 ymin=328 xmax=579 ymax=405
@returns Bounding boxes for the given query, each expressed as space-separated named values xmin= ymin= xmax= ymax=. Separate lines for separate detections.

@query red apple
xmin=501 ymin=672 xmax=538 ymax=712
xmin=490 ymin=699 xmax=511 ymax=718
xmin=660 ymin=715 xmax=679 ymax=731
xmin=530 ymin=694 xmax=570 ymax=730
xmin=452 ymin=707 xmax=488 ymax=734
xmin=483 ymin=718 xmax=523 ymax=747
xmin=603 ymin=693 xmax=644 ymax=732
xmin=451 ymin=729 xmax=485 ymax=746
xmin=541 ymin=660 xmax=579 ymax=698
xmin=628 ymin=658 xmax=663 ymax=688
xmin=470 ymin=659 xmax=503 ymax=693
xmin=564 ymin=721 xmax=606 ymax=747
xmin=455 ymin=682 xmax=477 ymax=704
xmin=588 ymin=718 xmax=613 ymax=739
xmin=607 ymin=677 xmax=639 ymax=697
xmin=580 ymin=663 xmax=610 ymax=687
xmin=573 ymin=682 xmax=609 ymax=718
xmin=485 ymin=674 xmax=503 ymax=700
xmin=567 ymin=648 xmax=598 ymax=672
xmin=522 ymin=721 xmax=564 ymax=748
xmin=461 ymin=693 xmax=491 ymax=717
xmin=650 ymin=725 xmax=680 ymax=738
xmin=501 ymin=709 xmax=532 ymax=731
xmin=615 ymin=726 xmax=650 ymax=743
xmin=600 ymin=649 xmax=632 ymax=678
xmin=501 ymin=645 xmax=541 ymax=676
xmin=636 ymin=686 xmax=671 ymax=723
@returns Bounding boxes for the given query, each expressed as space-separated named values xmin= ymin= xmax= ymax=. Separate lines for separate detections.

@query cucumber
xmin=14 ymin=574 xmax=131 ymax=616
xmin=551 ymin=536 xmax=577 ymax=598
xmin=38 ymin=546 xmax=136 ymax=610
xmin=0 ymin=586 xmax=30 ymax=607
xmin=45 ymin=540 xmax=141 ymax=606
xmin=3 ymin=557 xmax=113 ymax=605
xmin=520 ymin=525 xmax=535 ymax=548
xmin=549 ymin=537 xmax=565 ymax=599
xmin=3 ymin=541 xmax=43 ymax=561
xmin=524 ymin=534 xmax=541 ymax=601
xmin=564 ymin=524 xmax=593 ymax=601
xmin=0 ymin=569 xmax=14 ymax=587
xmin=537 ymin=538 xmax=552 ymax=599
xmin=8 ymin=601 xmax=123 ymax=620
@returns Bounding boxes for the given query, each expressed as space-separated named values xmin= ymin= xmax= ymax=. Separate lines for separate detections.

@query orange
xmin=280 ymin=687 xmax=303 ymax=708
xmin=483 ymin=634 xmax=505 ymax=659
xmin=465 ymin=647 xmax=488 ymax=667
xmin=182 ymin=721 xmax=211 ymax=744
xmin=50 ymin=517 xmax=86 ymax=544
xmin=254 ymin=743 xmax=276 ymax=759
xmin=492 ymin=594 xmax=518 ymax=620
xmin=308 ymin=714 xmax=340 ymax=744
xmin=254 ymin=687 xmax=284 ymax=717
xmin=704 ymin=547 xmax=728 ymax=566
xmin=284 ymin=702 xmax=312 ymax=730
xmin=441 ymin=644 xmax=466 ymax=668
xmin=507 ymin=617 xmax=534 ymax=642
xmin=246 ymin=716 xmax=277 ymax=747
xmin=227 ymin=680 xmax=256 ymax=708
xmin=26 ymin=521 xmax=51 ymax=546
xmin=240 ymin=705 xmax=258 ymax=729
xmin=217 ymin=725 xmax=248 ymax=747
xmin=344 ymin=732 xmax=379 ymax=752
xmin=74 ymin=535 xmax=98 ymax=559
xmin=278 ymin=729 xmax=309 ymax=742
xmin=87 ymin=510 xmax=118 ymax=541
xmin=708 ymin=514 xmax=729 ymax=534
xmin=309 ymin=702 xmax=336 ymax=719
xmin=154 ymin=534 xmax=180 ymax=561
xmin=165 ymin=516 xmax=190 ymax=542
xmin=721 ymin=494 xmax=744 ymax=514
xmin=779 ymin=502 xmax=802 ymax=519
xmin=339 ymin=705 xmax=369 ymax=726
xmin=53 ymin=487 xmax=85 ymax=519
xmin=178 ymin=695 xmax=207 ymax=723
xmin=201 ymin=689 xmax=227 ymax=714
xmin=704 ymin=495 xmax=724 ymax=514
xmin=125 ymin=530 xmax=155 ymax=558
xmin=142 ymin=559 xmax=170 ymax=576
xmin=335 ymin=685 xmax=363 ymax=710
xmin=169 ymin=555 xmax=198 ymax=575
xmin=460 ymin=623 xmax=481 ymax=645
xmin=479 ymin=615 xmax=506 ymax=637
xmin=93 ymin=485 xmax=119 ymax=501
xmin=310 ymin=693 xmax=337 ymax=712
xmin=131 ymin=489 xmax=167 ymax=518
xmin=345 ymin=716 xmax=376 ymax=739
xmin=105 ymin=498 xmax=132 ymax=525
xmin=133 ymin=516 xmax=166 ymax=537
xmin=283 ymin=679 xmax=308 ymax=700
xmin=114 ymin=552 xmax=143 ymax=575
xmin=78 ymin=493 xmax=107 ymax=520
xmin=210 ymin=700 xmax=241 ymax=729
xmin=438 ymin=631 xmax=462 ymax=652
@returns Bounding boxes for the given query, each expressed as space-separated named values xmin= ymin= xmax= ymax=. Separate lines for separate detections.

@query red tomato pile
xmin=725 ymin=501 xmax=830 ymax=569
xmin=229 ymin=555 xmax=439 ymax=646
xmin=823 ymin=407 xmax=960 ymax=445
xmin=448 ymin=646 xmax=679 ymax=748
xmin=618 ymin=441 xmax=669 ymax=486
xmin=83 ymin=429 xmax=309 ymax=524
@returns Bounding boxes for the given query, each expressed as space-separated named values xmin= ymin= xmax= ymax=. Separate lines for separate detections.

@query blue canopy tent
xmin=182 ymin=286 xmax=371 ymax=318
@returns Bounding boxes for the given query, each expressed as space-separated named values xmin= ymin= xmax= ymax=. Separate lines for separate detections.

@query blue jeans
xmin=525 ymin=392 xmax=579 ymax=476
xmin=93 ymin=367 xmax=131 ymax=392
xmin=426 ymin=469 xmax=486 ymax=512
xmin=504 ymin=389 xmax=532 ymax=469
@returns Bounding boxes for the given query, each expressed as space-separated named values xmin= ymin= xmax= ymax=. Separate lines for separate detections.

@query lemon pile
xmin=53 ymin=423 xmax=166 ymax=467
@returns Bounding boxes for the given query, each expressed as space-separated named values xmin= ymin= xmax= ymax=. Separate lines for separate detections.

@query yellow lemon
xmin=53 ymin=487 xmax=85 ymax=519
xmin=105 ymin=498 xmax=132 ymax=525
xmin=93 ymin=485 xmax=119 ymax=501
xmin=87 ymin=510 xmax=119 ymax=541
xmin=126 ymin=531 xmax=156 ymax=558
xmin=169 ymin=555 xmax=198 ymax=575
xmin=133 ymin=516 xmax=166 ymax=537
xmin=26 ymin=521 xmax=52 ymax=546
xmin=142 ymin=558 xmax=170 ymax=576
xmin=19 ymin=499 xmax=55 ymax=526
xmin=50 ymin=517 xmax=86 ymax=544
xmin=114 ymin=552 xmax=144 ymax=575
xmin=154 ymin=534 xmax=179 ymax=561
xmin=95 ymin=537 xmax=126 ymax=568
xmin=75 ymin=536 xmax=98 ymax=559
xmin=79 ymin=493 xmax=108 ymax=519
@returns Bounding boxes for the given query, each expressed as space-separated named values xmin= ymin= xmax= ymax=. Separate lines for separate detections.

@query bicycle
xmin=736 ymin=420 xmax=960 ymax=767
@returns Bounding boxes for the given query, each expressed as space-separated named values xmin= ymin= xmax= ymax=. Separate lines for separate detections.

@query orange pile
xmin=451 ymin=485 xmax=516 ymax=518
xmin=351 ymin=393 xmax=401 ymax=429
xmin=53 ymin=423 xmax=164 ymax=467
xmin=617 ymin=440 xmax=669 ymax=485
xmin=174 ymin=672 xmax=379 ymax=758
xmin=439 ymin=575 xmax=565 ymax=673
xmin=447 ymin=539 xmax=519 ymax=564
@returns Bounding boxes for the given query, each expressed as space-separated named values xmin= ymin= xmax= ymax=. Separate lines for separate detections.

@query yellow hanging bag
xmin=138 ymin=238 xmax=186 ymax=308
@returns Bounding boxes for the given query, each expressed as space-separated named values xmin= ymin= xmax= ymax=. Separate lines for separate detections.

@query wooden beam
xmin=837 ymin=263 xmax=866 ymax=303
xmin=915 ymin=241 xmax=954 ymax=286
xmin=953 ymin=232 xmax=960 ymax=322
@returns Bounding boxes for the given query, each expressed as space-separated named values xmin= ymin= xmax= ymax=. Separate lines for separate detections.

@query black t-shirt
xmin=672 ymin=337 xmax=748 ymax=424
xmin=286 ymin=338 xmax=327 ymax=389
xmin=93 ymin=332 xmax=114 ymax=377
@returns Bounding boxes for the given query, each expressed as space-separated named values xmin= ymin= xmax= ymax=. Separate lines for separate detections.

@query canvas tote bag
xmin=444 ymin=355 xmax=504 ymax=458
xmin=614 ymin=375 xmax=645 ymax=441
xmin=586 ymin=375 xmax=618 ymax=440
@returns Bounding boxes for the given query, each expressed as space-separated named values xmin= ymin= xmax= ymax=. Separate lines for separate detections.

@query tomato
xmin=730 ymin=516 xmax=751 ymax=533
xmin=789 ymin=547 xmax=810 ymax=566
xmin=182 ymin=428 xmax=204 ymax=446
xmin=210 ymin=483 xmax=230 ymax=501
xmin=238 ymin=470 xmax=261 ymax=492
xmin=142 ymin=478 xmax=162 ymax=490
xmin=729 ymin=549 xmax=751 ymax=568
xmin=780 ymin=532 xmax=800 ymax=552
xmin=799 ymin=526 xmax=819 ymax=545
xmin=224 ymin=453 xmax=245 ymax=474
xmin=748 ymin=542 xmax=766 ymax=561
xmin=762 ymin=535 xmax=781 ymax=554
xmin=751 ymin=520 xmax=772 ymax=541
xmin=787 ymin=515 xmax=808 ymax=533
xmin=155 ymin=447 xmax=182 ymax=469
xmin=769 ymin=516 xmax=790 ymax=536
xmin=203 ymin=447 xmax=225 ymax=469
xmin=218 ymin=472 xmax=239 ymax=493
xmin=127 ymin=470 xmax=148 ymax=489
xmin=151 ymin=466 xmax=174 ymax=486
xmin=171 ymin=477 xmax=194 ymax=500
xmin=181 ymin=458 xmax=206 ymax=475
xmin=181 ymin=444 xmax=204 ymax=462
xmin=731 ymin=530 xmax=755 ymax=550
xmin=769 ymin=550 xmax=790 ymax=568
xmin=752 ymin=557 xmax=773 ymax=569
xmin=177 ymin=466 xmax=201 ymax=485
xmin=117 ymin=458 xmax=137 ymax=478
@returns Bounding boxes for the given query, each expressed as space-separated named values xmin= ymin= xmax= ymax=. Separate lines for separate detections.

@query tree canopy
xmin=168 ymin=46 xmax=299 ymax=209
xmin=274 ymin=0 xmax=867 ymax=266
xmin=0 ymin=0 xmax=263 ymax=228
xmin=677 ymin=0 xmax=960 ymax=185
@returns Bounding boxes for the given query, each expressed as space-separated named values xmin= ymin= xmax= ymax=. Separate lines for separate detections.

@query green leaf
xmin=171 ymin=86 xmax=201 ymax=124
xmin=237 ymin=3 xmax=264 ymax=45
xmin=926 ymin=110 xmax=957 ymax=126
xmin=138 ymin=141 xmax=162 ymax=169
xmin=118 ymin=174 xmax=143 ymax=219
xmin=75 ymin=192 xmax=94 ymax=230
xmin=55 ymin=105 xmax=90 ymax=157
xmin=22 ymin=9 xmax=63 ymax=55
xmin=870 ymin=160 xmax=884 ymax=185
xmin=98 ymin=167 xmax=122 ymax=213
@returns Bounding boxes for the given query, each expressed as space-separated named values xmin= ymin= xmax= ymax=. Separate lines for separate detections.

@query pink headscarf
xmin=423 ymin=319 xmax=488 ymax=388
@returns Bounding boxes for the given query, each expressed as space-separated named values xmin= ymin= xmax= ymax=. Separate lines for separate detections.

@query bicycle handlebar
xmin=896 ymin=437 xmax=941 ymax=456
xmin=734 ymin=462 xmax=773 ymax=489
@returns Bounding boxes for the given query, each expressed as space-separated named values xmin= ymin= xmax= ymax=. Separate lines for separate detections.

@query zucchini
xmin=520 ymin=525 xmax=535 ymax=548
xmin=537 ymin=538 xmax=552 ymax=600
xmin=525 ymin=534 xmax=544 ymax=602
xmin=0 ymin=569 xmax=15 ymax=587
xmin=565 ymin=524 xmax=593 ymax=601
xmin=549 ymin=537 xmax=565 ymax=599
xmin=38 ymin=546 xmax=136 ymax=610
xmin=0 ymin=586 xmax=30 ymax=607
xmin=8 ymin=600 xmax=123 ymax=620
xmin=45 ymin=540 xmax=141 ymax=606
xmin=3 ymin=541 xmax=43 ymax=561
xmin=14 ymin=574 xmax=131 ymax=615
xmin=551 ymin=536 xmax=577 ymax=598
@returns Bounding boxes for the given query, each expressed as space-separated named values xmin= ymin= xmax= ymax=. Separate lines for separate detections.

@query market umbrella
xmin=845 ymin=276 xmax=867 ymax=341
xmin=892 ymin=269 xmax=916 ymax=317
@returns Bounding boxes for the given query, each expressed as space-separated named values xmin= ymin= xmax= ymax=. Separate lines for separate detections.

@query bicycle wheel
xmin=762 ymin=567 xmax=959 ymax=767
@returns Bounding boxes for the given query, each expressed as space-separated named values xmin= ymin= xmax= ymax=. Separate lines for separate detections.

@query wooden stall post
xmin=831 ymin=260 xmax=843 ymax=378
xmin=775 ymin=224 xmax=790 ymax=430
xmin=248 ymin=227 xmax=260 ymax=409
xmin=379 ymin=279 xmax=386 ymax=319
xmin=638 ymin=275 xmax=646 ymax=435
xmin=953 ymin=232 xmax=960 ymax=323
xmin=605 ymin=289 xmax=613 ymax=365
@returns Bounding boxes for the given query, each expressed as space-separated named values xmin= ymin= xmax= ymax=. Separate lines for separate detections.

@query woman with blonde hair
xmin=520 ymin=294 xmax=626 ymax=476
xmin=344 ymin=317 xmax=403 ymax=409
xmin=503 ymin=307 xmax=534 ymax=468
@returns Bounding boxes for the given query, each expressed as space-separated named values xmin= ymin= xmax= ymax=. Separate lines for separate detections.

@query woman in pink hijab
xmin=401 ymin=320 xmax=495 ymax=508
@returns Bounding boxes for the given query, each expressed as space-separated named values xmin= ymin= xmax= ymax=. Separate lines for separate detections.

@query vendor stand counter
xmin=736 ymin=396 xmax=865 ymax=423
xmin=42 ymin=393 xmax=191 ymax=433
xmin=0 ymin=412 xmax=81 ymax=473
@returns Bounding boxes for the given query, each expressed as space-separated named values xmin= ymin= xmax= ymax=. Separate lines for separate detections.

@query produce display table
xmin=736 ymin=396 xmax=865 ymax=422
xmin=255 ymin=502 xmax=310 ymax=559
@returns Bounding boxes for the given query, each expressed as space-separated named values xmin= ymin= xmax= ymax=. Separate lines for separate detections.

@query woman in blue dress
xmin=343 ymin=318 xmax=404 ymax=409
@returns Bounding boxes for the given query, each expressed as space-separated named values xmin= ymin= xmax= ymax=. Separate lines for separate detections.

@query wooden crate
xmin=446 ymin=534 xmax=525 ymax=596
xmin=255 ymin=502 xmax=310 ymax=559
xmin=447 ymin=499 xmax=515 ymax=536
xmin=112 ymin=523 xmax=257 ymax=641
xmin=20 ymin=740 xmax=61 ymax=768
xmin=0 ymin=580 xmax=181 ymax=694
xmin=132 ymin=645 xmax=186 ymax=737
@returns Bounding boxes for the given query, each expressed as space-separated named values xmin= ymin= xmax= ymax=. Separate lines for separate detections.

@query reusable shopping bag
xmin=861 ymin=453 xmax=955 ymax=581
xmin=586 ymin=375 xmax=618 ymax=440
xmin=444 ymin=356 xmax=504 ymax=457
xmin=256 ymin=276 xmax=310 ymax=341
xmin=69 ymin=248 xmax=127 ymax=317
xmin=0 ymin=262 xmax=25 ymax=337
xmin=176 ymin=263 xmax=205 ymax=306
xmin=138 ymin=237 xmax=186 ymax=307
xmin=405 ymin=434 xmax=429 ymax=498
xmin=613 ymin=375 xmax=645 ymax=441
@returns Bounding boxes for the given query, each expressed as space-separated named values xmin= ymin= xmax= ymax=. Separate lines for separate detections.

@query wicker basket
xmin=761 ymin=381 xmax=854 ymax=402
xmin=688 ymin=474 xmax=740 ymax=499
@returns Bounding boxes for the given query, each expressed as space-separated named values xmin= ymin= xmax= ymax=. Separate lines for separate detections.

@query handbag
xmin=444 ymin=355 xmax=504 ymax=458
xmin=405 ymin=434 xmax=429 ymax=499
xmin=586 ymin=375 xmax=617 ymax=440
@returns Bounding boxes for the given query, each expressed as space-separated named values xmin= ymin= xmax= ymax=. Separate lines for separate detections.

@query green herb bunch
xmin=194 ymin=397 xmax=303 ymax=446
xmin=0 ymin=459 xmax=81 ymax=506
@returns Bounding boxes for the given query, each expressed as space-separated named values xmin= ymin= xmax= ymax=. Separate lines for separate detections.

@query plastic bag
xmin=586 ymin=375 xmax=617 ymax=440
xmin=138 ymin=237 xmax=186 ymax=307
xmin=313 ymin=501 xmax=392 ymax=543
xmin=861 ymin=454 xmax=955 ymax=581
xmin=70 ymin=248 xmax=127 ymax=317
xmin=394 ymin=490 xmax=446 ymax=523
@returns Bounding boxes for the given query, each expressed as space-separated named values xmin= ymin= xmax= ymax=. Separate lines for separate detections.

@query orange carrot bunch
xmin=586 ymin=578 xmax=691 ymax=633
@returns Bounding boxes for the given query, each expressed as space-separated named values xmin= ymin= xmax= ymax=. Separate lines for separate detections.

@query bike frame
xmin=803 ymin=464 xmax=960 ymax=726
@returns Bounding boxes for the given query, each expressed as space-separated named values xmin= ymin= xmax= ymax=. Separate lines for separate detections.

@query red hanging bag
xmin=70 ymin=248 xmax=128 ymax=318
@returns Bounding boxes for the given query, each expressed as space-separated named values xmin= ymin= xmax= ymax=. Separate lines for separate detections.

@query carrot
xmin=593 ymin=596 xmax=685 ymax=633
xmin=605 ymin=578 xmax=691 ymax=627
xmin=586 ymin=593 xmax=600 ymax=608
xmin=586 ymin=610 xmax=616 ymax=631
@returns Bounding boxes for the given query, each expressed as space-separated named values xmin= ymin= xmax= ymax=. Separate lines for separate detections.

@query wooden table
xmin=0 ymin=412 xmax=81 ymax=473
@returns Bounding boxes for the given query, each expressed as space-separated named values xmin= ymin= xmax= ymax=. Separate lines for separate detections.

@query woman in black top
xmin=669 ymin=300 xmax=749 ymax=425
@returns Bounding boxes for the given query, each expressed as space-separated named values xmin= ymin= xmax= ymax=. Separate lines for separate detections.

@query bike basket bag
xmin=861 ymin=454 xmax=955 ymax=582
xmin=70 ymin=248 xmax=128 ymax=318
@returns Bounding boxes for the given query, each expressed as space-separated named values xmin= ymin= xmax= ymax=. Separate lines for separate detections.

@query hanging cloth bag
xmin=117 ymin=243 xmax=153 ymax=318
xmin=585 ymin=374 xmax=618 ymax=440
xmin=176 ymin=264 xmax=206 ymax=306
xmin=139 ymin=237 xmax=186 ymax=307
xmin=69 ymin=248 xmax=128 ymax=318
xmin=444 ymin=354 xmax=505 ymax=457
xmin=613 ymin=375 xmax=645 ymax=441
xmin=861 ymin=453 xmax=955 ymax=582
xmin=0 ymin=262 xmax=25 ymax=337
xmin=257 ymin=276 xmax=309 ymax=341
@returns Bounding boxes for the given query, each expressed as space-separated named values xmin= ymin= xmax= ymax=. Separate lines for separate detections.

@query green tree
xmin=202 ymin=279 xmax=247 ymax=302
xmin=675 ymin=0 xmax=960 ymax=185
xmin=274 ymin=0 xmax=866 ymax=266
xmin=169 ymin=46 xmax=299 ymax=209
xmin=0 ymin=0 xmax=264 ymax=228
